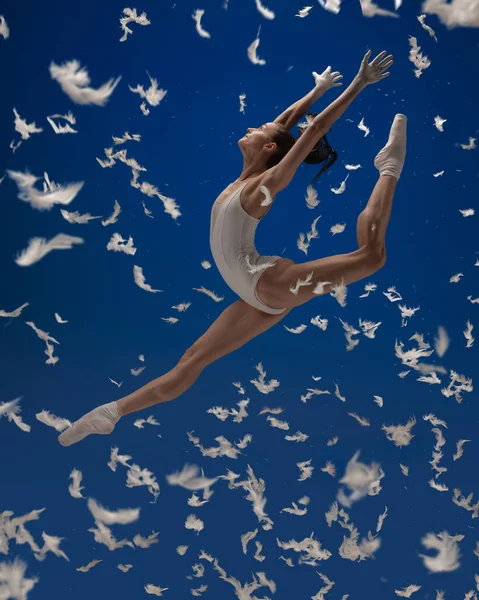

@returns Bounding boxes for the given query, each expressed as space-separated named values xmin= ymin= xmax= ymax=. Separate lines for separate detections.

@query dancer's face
xmin=238 ymin=122 xmax=279 ymax=154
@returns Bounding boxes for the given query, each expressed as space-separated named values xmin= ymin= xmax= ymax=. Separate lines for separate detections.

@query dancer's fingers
xmin=362 ymin=50 xmax=372 ymax=64
xmin=378 ymin=54 xmax=393 ymax=67
xmin=380 ymin=72 xmax=391 ymax=79
xmin=371 ymin=50 xmax=388 ymax=65
xmin=379 ymin=60 xmax=394 ymax=71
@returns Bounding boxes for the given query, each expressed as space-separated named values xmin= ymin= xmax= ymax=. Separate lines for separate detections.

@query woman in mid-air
xmin=59 ymin=50 xmax=407 ymax=446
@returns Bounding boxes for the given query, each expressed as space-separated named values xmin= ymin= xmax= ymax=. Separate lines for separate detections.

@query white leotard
xmin=210 ymin=182 xmax=286 ymax=315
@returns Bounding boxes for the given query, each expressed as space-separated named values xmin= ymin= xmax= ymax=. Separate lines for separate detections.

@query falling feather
xmin=145 ymin=583 xmax=169 ymax=596
xmin=192 ymin=286 xmax=224 ymax=302
xmin=434 ymin=326 xmax=450 ymax=357
xmin=7 ymin=169 xmax=84 ymax=211
xmin=76 ymin=559 xmax=102 ymax=572
xmin=359 ymin=0 xmax=399 ymax=17
xmin=420 ymin=532 xmax=461 ymax=573
xmin=107 ymin=233 xmax=137 ymax=255
xmin=418 ymin=14 xmax=438 ymax=41
xmin=87 ymin=498 xmax=140 ymax=525
xmin=47 ymin=112 xmax=78 ymax=134
xmin=357 ymin=117 xmax=370 ymax=137
xmin=0 ymin=559 xmax=38 ymax=598
xmin=247 ymin=27 xmax=266 ymax=65
xmin=191 ymin=9 xmax=211 ymax=38
xmin=102 ymin=200 xmax=121 ymax=226
xmin=449 ymin=272 xmax=463 ymax=283
xmin=297 ymin=215 xmax=321 ymax=254
xmin=0 ymin=302 xmax=29 ymax=318
xmin=296 ymin=6 xmax=314 ymax=18
xmin=458 ymin=137 xmax=476 ymax=150
xmin=382 ymin=416 xmax=416 ymax=447
xmin=16 ymin=234 xmax=84 ymax=267
xmin=434 ymin=116 xmax=447 ymax=131
xmin=36 ymin=409 xmax=71 ymax=431
xmin=330 ymin=280 xmax=348 ymax=306
xmin=330 ymin=223 xmax=346 ymax=235
xmin=383 ymin=286 xmax=402 ymax=302
xmin=318 ymin=0 xmax=342 ymax=14
xmin=131 ymin=366 xmax=146 ymax=376
xmin=259 ymin=184 xmax=273 ymax=207
xmin=119 ymin=7 xmax=150 ymax=42
xmin=359 ymin=282 xmax=377 ymax=298
xmin=49 ymin=59 xmax=121 ymax=105
xmin=117 ymin=564 xmax=133 ymax=572
xmin=0 ymin=14 xmax=10 ymax=39
xmin=60 ymin=210 xmax=101 ymax=224
xmin=112 ymin=131 xmax=141 ymax=145
xmin=395 ymin=584 xmax=421 ymax=597
xmin=331 ymin=174 xmax=349 ymax=194
xmin=463 ymin=320 xmax=474 ymax=347
xmin=408 ymin=36 xmax=431 ymax=78
xmin=348 ymin=412 xmax=370 ymax=426
xmin=133 ymin=265 xmax=161 ymax=293
xmin=68 ymin=469 xmax=85 ymax=498
xmin=134 ymin=415 xmax=159 ymax=429
xmin=255 ymin=0 xmax=275 ymax=19
xmin=12 ymin=108 xmax=43 ymax=141
xmin=129 ymin=72 xmax=168 ymax=111
xmin=453 ymin=439 xmax=471 ymax=461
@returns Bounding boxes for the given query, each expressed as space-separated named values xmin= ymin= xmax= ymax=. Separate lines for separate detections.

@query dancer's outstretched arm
xmin=313 ymin=50 xmax=393 ymax=136
xmin=265 ymin=50 xmax=393 ymax=194
xmin=273 ymin=67 xmax=343 ymax=130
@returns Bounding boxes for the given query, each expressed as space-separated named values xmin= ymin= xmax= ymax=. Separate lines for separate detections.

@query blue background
xmin=1 ymin=0 xmax=478 ymax=598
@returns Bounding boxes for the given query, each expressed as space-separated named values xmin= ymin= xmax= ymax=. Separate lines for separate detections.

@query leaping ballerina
xmin=59 ymin=50 xmax=407 ymax=446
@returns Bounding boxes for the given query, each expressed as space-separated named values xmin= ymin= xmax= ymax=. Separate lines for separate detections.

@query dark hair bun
xmin=297 ymin=113 xmax=338 ymax=182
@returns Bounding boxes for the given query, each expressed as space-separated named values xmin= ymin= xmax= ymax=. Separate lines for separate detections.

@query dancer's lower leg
xmin=356 ymin=113 xmax=406 ymax=252
xmin=58 ymin=351 xmax=204 ymax=446
xmin=356 ymin=176 xmax=396 ymax=253
xmin=116 ymin=355 xmax=204 ymax=416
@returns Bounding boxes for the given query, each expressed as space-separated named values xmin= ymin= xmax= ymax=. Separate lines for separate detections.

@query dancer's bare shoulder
xmin=214 ymin=174 xmax=276 ymax=220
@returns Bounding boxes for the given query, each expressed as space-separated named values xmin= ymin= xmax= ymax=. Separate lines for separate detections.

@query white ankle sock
xmin=374 ymin=114 xmax=407 ymax=180
xmin=58 ymin=401 xmax=120 ymax=447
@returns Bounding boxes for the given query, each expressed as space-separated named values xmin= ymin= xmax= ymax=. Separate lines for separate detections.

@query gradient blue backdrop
xmin=1 ymin=0 xmax=478 ymax=598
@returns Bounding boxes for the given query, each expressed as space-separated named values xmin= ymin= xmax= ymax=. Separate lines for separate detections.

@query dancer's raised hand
xmin=356 ymin=50 xmax=393 ymax=86
xmin=312 ymin=66 xmax=343 ymax=91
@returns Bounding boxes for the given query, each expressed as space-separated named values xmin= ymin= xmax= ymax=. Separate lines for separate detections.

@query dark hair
xmin=265 ymin=112 xmax=338 ymax=184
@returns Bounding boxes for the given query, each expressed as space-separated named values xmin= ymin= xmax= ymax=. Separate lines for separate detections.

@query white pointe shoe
xmin=374 ymin=114 xmax=407 ymax=180
xmin=58 ymin=402 xmax=120 ymax=446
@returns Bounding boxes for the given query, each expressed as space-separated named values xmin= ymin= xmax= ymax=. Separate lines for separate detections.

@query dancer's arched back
xmin=59 ymin=50 xmax=406 ymax=447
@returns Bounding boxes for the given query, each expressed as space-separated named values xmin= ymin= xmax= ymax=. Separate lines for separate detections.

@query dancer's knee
xmin=366 ymin=243 xmax=386 ymax=270
xmin=179 ymin=344 xmax=208 ymax=371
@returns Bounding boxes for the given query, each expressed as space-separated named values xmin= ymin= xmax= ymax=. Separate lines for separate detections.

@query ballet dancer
xmin=59 ymin=50 xmax=406 ymax=446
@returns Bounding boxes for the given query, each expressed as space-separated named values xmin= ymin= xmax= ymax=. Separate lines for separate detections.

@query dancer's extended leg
xmin=58 ymin=352 xmax=204 ymax=446
xmin=58 ymin=299 xmax=291 ymax=446
xmin=356 ymin=112 xmax=407 ymax=251
xmin=256 ymin=114 xmax=407 ymax=308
